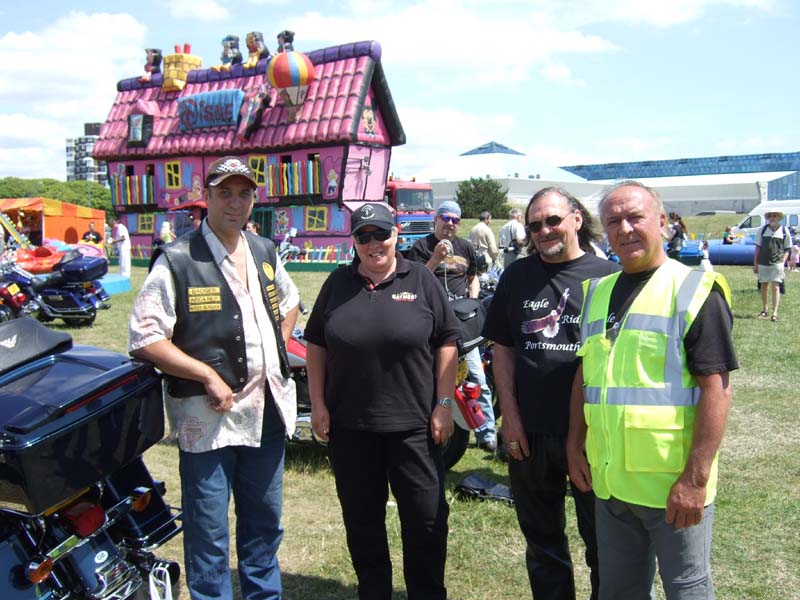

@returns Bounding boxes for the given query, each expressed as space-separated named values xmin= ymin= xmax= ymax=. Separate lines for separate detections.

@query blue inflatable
xmin=706 ymin=238 xmax=756 ymax=266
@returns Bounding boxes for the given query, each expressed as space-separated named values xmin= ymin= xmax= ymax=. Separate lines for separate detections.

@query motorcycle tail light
xmin=462 ymin=382 xmax=482 ymax=400
xmin=62 ymin=501 xmax=105 ymax=537
xmin=14 ymin=292 xmax=28 ymax=305
xmin=131 ymin=488 xmax=152 ymax=512
xmin=26 ymin=558 xmax=54 ymax=584
xmin=0 ymin=286 xmax=10 ymax=300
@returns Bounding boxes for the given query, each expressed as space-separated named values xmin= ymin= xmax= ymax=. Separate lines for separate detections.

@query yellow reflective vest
xmin=577 ymin=260 xmax=732 ymax=508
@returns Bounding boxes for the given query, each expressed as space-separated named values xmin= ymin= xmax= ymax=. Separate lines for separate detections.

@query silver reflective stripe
xmin=581 ymin=278 xmax=603 ymax=341
xmin=585 ymin=385 xmax=699 ymax=406
xmin=622 ymin=313 xmax=671 ymax=335
xmin=675 ymin=269 xmax=706 ymax=339
xmin=585 ymin=386 xmax=601 ymax=405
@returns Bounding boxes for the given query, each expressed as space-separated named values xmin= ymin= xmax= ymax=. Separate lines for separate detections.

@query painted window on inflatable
xmin=306 ymin=207 xmax=327 ymax=232
xmin=127 ymin=114 xmax=153 ymax=147
xmin=138 ymin=213 xmax=155 ymax=234
xmin=249 ymin=155 xmax=267 ymax=186
xmin=165 ymin=162 xmax=182 ymax=189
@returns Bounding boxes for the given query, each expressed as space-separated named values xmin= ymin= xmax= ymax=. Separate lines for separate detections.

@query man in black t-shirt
xmin=566 ymin=181 xmax=738 ymax=600
xmin=483 ymin=187 xmax=618 ymax=599
xmin=82 ymin=222 xmax=102 ymax=243
xmin=408 ymin=200 xmax=497 ymax=450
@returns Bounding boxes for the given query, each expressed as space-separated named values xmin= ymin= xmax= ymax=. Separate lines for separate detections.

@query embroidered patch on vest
xmin=187 ymin=286 xmax=222 ymax=312
xmin=265 ymin=283 xmax=280 ymax=321
xmin=262 ymin=261 xmax=275 ymax=281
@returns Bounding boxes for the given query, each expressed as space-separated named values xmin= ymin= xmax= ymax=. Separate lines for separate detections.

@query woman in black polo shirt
xmin=305 ymin=202 xmax=460 ymax=600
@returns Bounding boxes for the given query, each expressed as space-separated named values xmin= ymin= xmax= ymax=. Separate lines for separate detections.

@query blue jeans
xmin=179 ymin=398 xmax=286 ymax=600
xmin=465 ymin=346 xmax=496 ymax=443
xmin=595 ymin=497 xmax=715 ymax=600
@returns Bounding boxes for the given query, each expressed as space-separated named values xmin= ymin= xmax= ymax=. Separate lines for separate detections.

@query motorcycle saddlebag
xmin=0 ymin=320 xmax=164 ymax=515
xmin=60 ymin=255 xmax=109 ymax=282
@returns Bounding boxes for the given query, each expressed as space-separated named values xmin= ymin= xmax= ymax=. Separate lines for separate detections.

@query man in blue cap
xmin=408 ymin=200 xmax=497 ymax=451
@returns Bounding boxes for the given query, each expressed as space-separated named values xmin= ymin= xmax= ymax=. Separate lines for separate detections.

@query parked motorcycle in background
xmin=1 ymin=250 xmax=110 ymax=327
xmin=278 ymin=227 xmax=306 ymax=263
xmin=0 ymin=318 xmax=181 ymax=599
xmin=0 ymin=260 xmax=38 ymax=322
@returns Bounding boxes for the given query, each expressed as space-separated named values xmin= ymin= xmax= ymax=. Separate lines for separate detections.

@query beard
xmin=538 ymin=240 xmax=566 ymax=258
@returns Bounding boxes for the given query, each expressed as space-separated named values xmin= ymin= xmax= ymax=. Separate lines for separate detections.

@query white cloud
xmin=542 ymin=0 xmax=776 ymax=28
xmin=298 ymin=4 xmax=616 ymax=87
xmin=390 ymin=106 xmax=518 ymax=178
xmin=0 ymin=12 xmax=147 ymax=178
xmin=167 ymin=0 xmax=229 ymax=21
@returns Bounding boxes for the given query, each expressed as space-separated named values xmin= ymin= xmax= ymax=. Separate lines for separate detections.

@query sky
xmin=0 ymin=0 xmax=797 ymax=182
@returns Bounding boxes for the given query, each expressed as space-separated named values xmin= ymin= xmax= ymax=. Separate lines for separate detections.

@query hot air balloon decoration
xmin=267 ymin=51 xmax=315 ymax=121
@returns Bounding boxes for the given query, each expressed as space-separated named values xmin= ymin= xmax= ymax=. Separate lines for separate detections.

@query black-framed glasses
xmin=526 ymin=211 xmax=574 ymax=233
xmin=439 ymin=215 xmax=461 ymax=225
xmin=354 ymin=229 xmax=392 ymax=244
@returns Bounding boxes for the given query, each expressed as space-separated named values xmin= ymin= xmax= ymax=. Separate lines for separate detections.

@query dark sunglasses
xmin=439 ymin=215 xmax=461 ymax=225
xmin=526 ymin=212 xmax=574 ymax=233
xmin=353 ymin=229 xmax=392 ymax=244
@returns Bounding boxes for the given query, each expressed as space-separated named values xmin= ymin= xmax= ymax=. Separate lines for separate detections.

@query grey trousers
xmin=595 ymin=497 xmax=715 ymax=600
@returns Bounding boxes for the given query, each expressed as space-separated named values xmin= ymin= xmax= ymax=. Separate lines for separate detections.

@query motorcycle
xmin=0 ymin=261 xmax=38 ymax=322
xmin=278 ymin=227 xmax=306 ymax=263
xmin=3 ymin=250 xmax=111 ymax=327
xmin=0 ymin=318 xmax=182 ymax=599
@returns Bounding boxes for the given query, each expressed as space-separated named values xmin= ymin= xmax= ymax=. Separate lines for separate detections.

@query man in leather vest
xmin=566 ymin=181 xmax=738 ymax=600
xmin=130 ymin=156 xmax=300 ymax=600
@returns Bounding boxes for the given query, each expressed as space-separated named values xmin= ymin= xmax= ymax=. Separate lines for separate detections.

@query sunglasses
xmin=526 ymin=212 xmax=574 ymax=233
xmin=439 ymin=215 xmax=461 ymax=225
xmin=354 ymin=229 xmax=392 ymax=244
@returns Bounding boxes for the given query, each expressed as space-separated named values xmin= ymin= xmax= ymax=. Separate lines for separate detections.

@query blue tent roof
xmin=460 ymin=141 xmax=525 ymax=156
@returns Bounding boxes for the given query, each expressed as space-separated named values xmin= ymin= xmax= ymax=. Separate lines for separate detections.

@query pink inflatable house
xmin=93 ymin=40 xmax=405 ymax=262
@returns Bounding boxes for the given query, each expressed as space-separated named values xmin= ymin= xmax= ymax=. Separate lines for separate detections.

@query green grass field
xmin=63 ymin=216 xmax=799 ymax=599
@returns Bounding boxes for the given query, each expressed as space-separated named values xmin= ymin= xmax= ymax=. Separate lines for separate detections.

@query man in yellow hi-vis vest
xmin=566 ymin=181 xmax=738 ymax=600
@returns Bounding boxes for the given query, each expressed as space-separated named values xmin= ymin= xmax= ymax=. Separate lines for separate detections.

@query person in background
xmin=699 ymin=240 xmax=713 ymax=272
xmin=129 ymin=156 xmax=300 ymax=599
xmin=110 ymin=217 xmax=131 ymax=277
xmin=499 ymin=207 xmax=527 ymax=268
xmin=753 ymin=209 xmax=792 ymax=321
xmin=246 ymin=220 xmax=261 ymax=235
xmin=468 ymin=210 xmax=499 ymax=271
xmin=484 ymin=187 xmax=619 ymax=600
xmin=722 ymin=226 xmax=735 ymax=245
xmin=160 ymin=221 xmax=175 ymax=244
xmin=82 ymin=222 xmax=103 ymax=244
xmin=665 ymin=212 xmax=688 ymax=258
xmin=407 ymin=200 xmax=497 ymax=451
xmin=789 ymin=237 xmax=800 ymax=272
xmin=567 ymin=180 xmax=738 ymax=600
xmin=305 ymin=202 xmax=459 ymax=600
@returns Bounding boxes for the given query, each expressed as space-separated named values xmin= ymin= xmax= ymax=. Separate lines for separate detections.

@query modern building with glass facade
xmin=560 ymin=151 xmax=800 ymax=183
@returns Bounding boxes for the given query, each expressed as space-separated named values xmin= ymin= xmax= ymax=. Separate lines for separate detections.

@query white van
xmin=731 ymin=200 xmax=800 ymax=238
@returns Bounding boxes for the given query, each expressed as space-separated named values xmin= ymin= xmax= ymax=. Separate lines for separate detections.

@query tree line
xmin=0 ymin=177 xmax=113 ymax=216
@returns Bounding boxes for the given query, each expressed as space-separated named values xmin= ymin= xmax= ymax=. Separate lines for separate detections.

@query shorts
xmin=758 ymin=263 xmax=785 ymax=284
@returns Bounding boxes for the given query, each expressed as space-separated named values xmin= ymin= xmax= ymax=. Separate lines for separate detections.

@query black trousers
xmin=328 ymin=426 xmax=449 ymax=600
xmin=508 ymin=432 xmax=599 ymax=600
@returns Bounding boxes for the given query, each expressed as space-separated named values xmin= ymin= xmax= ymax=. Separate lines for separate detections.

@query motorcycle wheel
xmin=441 ymin=425 xmax=470 ymax=470
xmin=0 ymin=305 xmax=14 ymax=322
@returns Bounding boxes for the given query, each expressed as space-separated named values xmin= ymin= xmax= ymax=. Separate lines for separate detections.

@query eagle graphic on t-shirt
xmin=520 ymin=288 xmax=570 ymax=339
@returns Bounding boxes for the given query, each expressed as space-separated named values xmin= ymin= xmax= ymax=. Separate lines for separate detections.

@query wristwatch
xmin=436 ymin=397 xmax=454 ymax=409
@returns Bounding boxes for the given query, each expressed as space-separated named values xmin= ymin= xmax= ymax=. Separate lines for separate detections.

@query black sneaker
xmin=478 ymin=439 xmax=498 ymax=452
